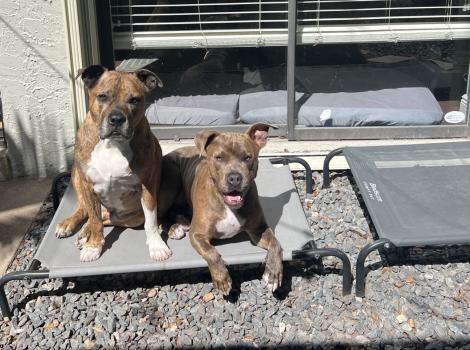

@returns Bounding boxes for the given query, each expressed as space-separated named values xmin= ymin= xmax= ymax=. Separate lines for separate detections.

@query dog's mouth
xmin=108 ymin=130 xmax=125 ymax=139
xmin=101 ymin=128 xmax=132 ymax=140
xmin=222 ymin=191 xmax=244 ymax=207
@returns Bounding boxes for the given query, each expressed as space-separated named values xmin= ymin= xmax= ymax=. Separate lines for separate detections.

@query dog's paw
xmin=262 ymin=270 xmax=282 ymax=293
xmin=75 ymin=236 xmax=87 ymax=249
xmin=101 ymin=206 xmax=111 ymax=221
xmin=263 ymin=252 xmax=283 ymax=293
xmin=168 ymin=224 xmax=187 ymax=240
xmin=147 ymin=235 xmax=172 ymax=261
xmin=75 ymin=225 xmax=90 ymax=248
xmin=55 ymin=221 xmax=74 ymax=238
xmin=80 ymin=244 xmax=102 ymax=262
xmin=211 ymin=265 xmax=232 ymax=296
xmin=213 ymin=275 xmax=232 ymax=296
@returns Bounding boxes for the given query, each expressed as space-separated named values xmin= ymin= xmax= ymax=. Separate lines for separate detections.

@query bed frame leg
xmin=356 ymin=238 xmax=395 ymax=298
xmin=293 ymin=242 xmax=353 ymax=296
xmin=322 ymin=148 xmax=344 ymax=189
xmin=269 ymin=157 xmax=313 ymax=194
xmin=323 ymin=248 xmax=352 ymax=296
xmin=0 ymin=270 xmax=50 ymax=319
xmin=0 ymin=281 xmax=11 ymax=319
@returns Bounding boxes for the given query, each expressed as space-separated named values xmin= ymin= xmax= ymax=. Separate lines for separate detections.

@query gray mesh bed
xmin=0 ymin=158 xmax=352 ymax=318
xmin=323 ymin=141 xmax=470 ymax=297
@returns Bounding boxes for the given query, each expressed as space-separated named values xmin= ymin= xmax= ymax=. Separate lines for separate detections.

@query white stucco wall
xmin=0 ymin=0 xmax=75 ymax=178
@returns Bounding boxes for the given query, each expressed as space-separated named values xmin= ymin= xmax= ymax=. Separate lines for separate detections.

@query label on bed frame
xmin=363 ymin=181 xmax=383 ymax=203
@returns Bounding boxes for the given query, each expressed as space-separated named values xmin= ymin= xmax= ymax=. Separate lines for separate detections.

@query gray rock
xmin=105 ymin=316 xmax=116 ymax=333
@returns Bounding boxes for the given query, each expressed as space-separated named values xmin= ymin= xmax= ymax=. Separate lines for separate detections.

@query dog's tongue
xmin=223 ymin=192 xmax=243 ymax=206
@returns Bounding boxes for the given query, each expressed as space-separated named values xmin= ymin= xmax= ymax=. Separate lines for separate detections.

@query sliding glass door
xmin=106 ymin=0 xmax=470 ymax=140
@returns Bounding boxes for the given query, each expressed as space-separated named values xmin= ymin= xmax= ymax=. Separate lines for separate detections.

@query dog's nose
xmin=108 ymin=114 xmax=126 ymax=127
xmin=227 ymin=172 xmax=242 ymax=187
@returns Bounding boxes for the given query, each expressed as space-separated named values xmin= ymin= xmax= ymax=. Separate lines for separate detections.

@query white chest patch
xmin=86 ymin=139 xmax=140 ymax=211
xmin=215 ymin=206 xmax=245 ymax=239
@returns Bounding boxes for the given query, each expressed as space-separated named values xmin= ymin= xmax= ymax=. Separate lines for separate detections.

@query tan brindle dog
xmin=55 ymin=65 xmax=172 ymax=262
xmin=161 ymin=124 xmax=283 ymax=295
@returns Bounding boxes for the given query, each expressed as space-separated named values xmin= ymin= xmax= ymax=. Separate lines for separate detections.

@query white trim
xmin=63 ymin=0 xmax=87 ymax=129
xmin=300 ymin=22 xmax=470 ymax=44
xmin=113 ymin=22 xmax=470 ymax=49
xmin=113 ymin=29 xmax=287 ymax=49
xmin=63 ymin=0 xmax=100 ymax=127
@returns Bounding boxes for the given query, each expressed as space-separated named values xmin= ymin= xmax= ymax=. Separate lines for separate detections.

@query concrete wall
xmin=0 ymin=1 xmax=75 ymax=178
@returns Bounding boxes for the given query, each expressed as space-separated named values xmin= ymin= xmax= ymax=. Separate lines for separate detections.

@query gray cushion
xmin=239 ymin=88 xmax=443 ymax=126
xmin=146 ymin=94 xmax=239 ymax=125
xmin=239 ymin=65 xmax=444 ymax=126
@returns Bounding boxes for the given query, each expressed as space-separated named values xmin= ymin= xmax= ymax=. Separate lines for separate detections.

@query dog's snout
xmin=227 ymin=172 xmax=242 ymax=187
xmin=108 ymin=113 xmax=126 ymax=127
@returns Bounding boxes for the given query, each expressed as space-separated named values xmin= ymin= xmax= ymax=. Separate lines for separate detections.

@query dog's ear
xmin=246 ymin=123 xmax=278 ymax=149
xmin=135 ymin=69 xmax=163 ymax=92
xmin=78 ymin=65 xmax=107 ymax=89
xmin=195 ymin=130 xmax=220 ymax=157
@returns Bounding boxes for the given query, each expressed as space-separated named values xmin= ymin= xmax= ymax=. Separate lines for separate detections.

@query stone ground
xmin=0 ymin=171 xmax=469 ymax=349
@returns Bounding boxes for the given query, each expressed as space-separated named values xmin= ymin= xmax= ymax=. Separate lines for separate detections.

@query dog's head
xmin=80 ymin=65 xmax=163 ymax=141
xmin=195 ymin=123 xmax=277 ymax=209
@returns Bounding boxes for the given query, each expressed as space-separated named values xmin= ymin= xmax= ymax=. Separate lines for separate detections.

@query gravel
xmin=1 ymin=171 xmax=469 ymax=349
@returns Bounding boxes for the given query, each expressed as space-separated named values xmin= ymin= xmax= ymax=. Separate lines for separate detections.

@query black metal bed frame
xmin=0 ymin=157 xmax=352 ymax=319
xmin=322 ymin=148 xmax=397 ymax=298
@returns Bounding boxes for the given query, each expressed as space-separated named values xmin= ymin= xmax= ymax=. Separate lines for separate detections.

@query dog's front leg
xmin=77 ymin=175 xmax=105 ymax=262
xmin=247 ymin=225 xmax=283 ymax=292
xmin=141 ymin=186 xmax=172 ymax=261
xmin=189 ymin=229 xmax=232 ymax=295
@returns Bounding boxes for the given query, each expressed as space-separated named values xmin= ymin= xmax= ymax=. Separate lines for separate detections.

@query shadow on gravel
xmin=13 ymin=259 xmax=343 ymax=313
xmin=170 ymin=340 xmax=470 ymax=349
xmin=329 ymin=170 xmax=350 ymax=184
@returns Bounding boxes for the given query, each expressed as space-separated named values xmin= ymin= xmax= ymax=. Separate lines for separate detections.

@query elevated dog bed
xmin=323 ymin=141 xmax=470 ymax=297
xmin=0 ymin=158 xmax=352 ymax=318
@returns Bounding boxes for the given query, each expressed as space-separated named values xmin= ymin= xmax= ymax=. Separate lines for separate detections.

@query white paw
xmin=80 ymin=245 xmax=102 ymax=262
xmin=147 ymin=235 xmax=172 ymax=261
xmin=168 ymin=224 xmax=187 ymax=240
xmin=55 ymin=225 xmax=72 ymax=238
xmin=75 ymin=236 xmax=87 ymax=249
xmin=262 ymin=271 xmax=280 ymax=293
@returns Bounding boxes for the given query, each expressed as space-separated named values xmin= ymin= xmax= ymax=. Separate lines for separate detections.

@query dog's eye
xmin=96 ymin=92 xmax=108 ymax=102
xmin=128 ymin=97 xmax=141 ymax=105
xmin=244 ymin=155 xmax=252 ymax=162
xmin=214 ymin=155 xmax=223 ymax=161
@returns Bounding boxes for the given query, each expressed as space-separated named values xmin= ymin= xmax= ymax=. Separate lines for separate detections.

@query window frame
xmin=101 ymin=0 xmax=470 ymax=141
xmin=285 ymin=0 xmax=470 ymax=141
